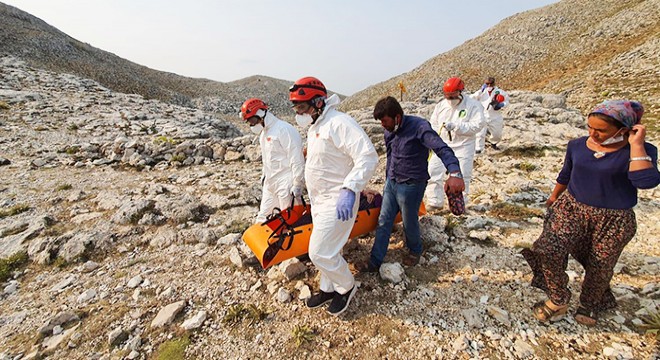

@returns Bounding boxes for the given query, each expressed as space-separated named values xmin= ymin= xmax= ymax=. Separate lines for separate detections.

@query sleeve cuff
xmin=446 ymin=164 xmax=461 ymax=174
xmin=629 ymin=168 xmax=660 ymax=189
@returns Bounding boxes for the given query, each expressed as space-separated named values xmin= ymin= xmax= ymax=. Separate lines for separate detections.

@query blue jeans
xmin=370 ymin=178 xmax=427 ymax=267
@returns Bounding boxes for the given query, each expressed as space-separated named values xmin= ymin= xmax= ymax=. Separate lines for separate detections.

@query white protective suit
xmin=255 ymin=111 xmax=306 ymax=223
xmin=425 ymin=94 xmax=485 ymax=208
xmin=470 ymin=86 xmax=509 ymax=152
xmin=305 ymin=94 xmax=378 ymax=295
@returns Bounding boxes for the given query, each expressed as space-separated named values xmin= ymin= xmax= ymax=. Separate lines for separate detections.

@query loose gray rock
xmin=127 ymin=275 xmax=143 ymax=289
xmin=513 ymin=339 xmax=535 ymax=359
xmin=228 ymin=246 xmax=243 ymax=267
xmin=181 ymin=311 xmax=207 ymax=330
xmin=107 ymin=327 xmax=128 ymax=348
xmin=379 ymin=262 xmax=405 ymax=283
xmin=279 ymin=258 xmax=307 ymax=281
xmin=461 ymin=307 xmax=483 ymax=329
xmin=151 ymin=300 xmax=186 ymax=328
xmin=486 ymin=306 xmax=511 ymax=327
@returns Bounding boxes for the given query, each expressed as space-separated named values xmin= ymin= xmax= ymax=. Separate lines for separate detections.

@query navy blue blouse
xmin=557 ymin=136 xmax=660 ymax=209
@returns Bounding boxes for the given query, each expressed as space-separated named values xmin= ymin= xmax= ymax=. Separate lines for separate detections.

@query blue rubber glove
xmin=480 ymin=83 xmax=487 ymax=92
xmin=336 ymin=188 xmax=356 ymax=221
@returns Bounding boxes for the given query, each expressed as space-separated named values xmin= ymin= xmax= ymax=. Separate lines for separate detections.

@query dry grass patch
xmin=488 ymin=202 xmax=543 ymax=221
xmin=77 ymin=301 xmax=131 ymax=352
xmin=0 ymin=204 xmax=30 ymax=219
xmin=514 ymin=162 xmax=537 ymax=172
xmin=55 ymin=183 xmax=73 ymax=191
xmin=0 ymin=251 xmax=29 ymax=282
xmin=1 ymin=223 xmax=29 ymax=237
xmin=497 ymin=145 xmax=560 ymax=159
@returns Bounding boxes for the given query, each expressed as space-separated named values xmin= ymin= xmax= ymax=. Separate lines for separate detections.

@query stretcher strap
xmin=261 ymin=196 xmax=309 ymax=263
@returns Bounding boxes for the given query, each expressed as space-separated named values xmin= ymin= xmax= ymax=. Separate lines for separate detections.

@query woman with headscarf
xmin=522 ymin=100 xmax=660 ymax=326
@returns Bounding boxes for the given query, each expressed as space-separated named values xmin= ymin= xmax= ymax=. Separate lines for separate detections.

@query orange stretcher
xmin=242 ymin=194 xmax=427 ymax=269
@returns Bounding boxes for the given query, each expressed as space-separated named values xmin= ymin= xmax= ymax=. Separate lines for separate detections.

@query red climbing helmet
xmin=443 ymin=77 xmax=465 ymax=93
xmin=289 ymin=77 xmax=327 ymax=102
xmin=241 ymin=98 xmax=268 ymax=120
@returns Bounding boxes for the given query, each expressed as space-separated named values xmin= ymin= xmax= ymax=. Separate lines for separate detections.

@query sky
xmin=5 ymin=0 xmax=558 ymax=95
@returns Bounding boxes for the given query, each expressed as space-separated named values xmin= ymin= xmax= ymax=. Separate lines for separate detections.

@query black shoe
xmin=355 ymin=261 xmax=379 ymax=273
xmin=306 ymin=290 xmax=335 ymax=309
xmin=327 ymin=286 xmax=357 ymax=316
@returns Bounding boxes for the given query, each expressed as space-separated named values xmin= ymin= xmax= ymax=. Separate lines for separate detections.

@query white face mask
xmin=295 ymin=113 xmax=314 ymax=128
xmin=600 ymin=129 xmax=625 ymax=145
xmin=250 ymin=123 xmax=263 ymax=135
xmin=447 ymin=98 xmax=461 ymax=107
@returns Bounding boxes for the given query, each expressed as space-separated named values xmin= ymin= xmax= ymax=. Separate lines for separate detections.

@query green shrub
xmin=640 ymin=309 xmax=660 ymax=339
xmin=223 ymin=303 xmax=268 ymax=325
xmin=154 ymin=136 xmax=180 ymax=146
xmin=0 ymin=252 xmax=29 ymax=282
xmin=291 ymin=325 xmax=316 ymax=347
xmin=170 ymin=154 xmax=186 ymax=163
xmin=65 ymin=146 xmax=80 ymax=155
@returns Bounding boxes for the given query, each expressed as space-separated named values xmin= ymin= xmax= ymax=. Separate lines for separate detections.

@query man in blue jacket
xmin=356 ymin=96 xmax=465 ymax=272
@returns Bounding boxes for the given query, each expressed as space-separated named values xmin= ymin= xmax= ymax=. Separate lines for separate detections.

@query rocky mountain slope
xmin=0 ymin=2 xmax=300 ymax=118
xmin=341 ymin=0 xmax=660 ymax=128
xmin=1 ymin=56 xmax=659 ymax=359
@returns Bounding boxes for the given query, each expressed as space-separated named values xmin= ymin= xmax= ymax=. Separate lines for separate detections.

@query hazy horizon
xmin=4 ymin=0 xmax=559 ymax=95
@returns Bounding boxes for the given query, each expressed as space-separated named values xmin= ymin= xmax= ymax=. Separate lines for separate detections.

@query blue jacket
xmin=385 ymin=115 xmax=460 ymax=183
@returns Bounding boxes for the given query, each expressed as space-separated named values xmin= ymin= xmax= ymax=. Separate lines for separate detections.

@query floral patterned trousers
xmin=521 ymin=192 xmax=636 ymax=313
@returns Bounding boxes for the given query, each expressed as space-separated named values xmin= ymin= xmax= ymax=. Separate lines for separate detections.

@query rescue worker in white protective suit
xmin=289 ymin=76 xmax=378 ymax=316
xmin=240 ymin=98 xmax=305 ymax=223
xmin=470 ymin=76 xmax=509 ymax=153
xmin=425 ymin=77 xmax=485 ymax=211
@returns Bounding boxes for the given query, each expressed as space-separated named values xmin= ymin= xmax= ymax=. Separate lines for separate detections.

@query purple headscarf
xmin=589 ymin=100 xmax=644 ymax=129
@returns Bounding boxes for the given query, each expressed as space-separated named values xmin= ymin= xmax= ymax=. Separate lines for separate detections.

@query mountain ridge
xmin=0 ymin=2 xmax=299 ymax=117
xmin=341 ymin=0 xmax=659 ymax=127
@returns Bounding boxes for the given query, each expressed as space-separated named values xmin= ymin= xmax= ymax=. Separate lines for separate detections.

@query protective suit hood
xmin=313 ymin=94 xmax=341 ymax=126
xmin=263 ymin=111 xmax=277 ymax=129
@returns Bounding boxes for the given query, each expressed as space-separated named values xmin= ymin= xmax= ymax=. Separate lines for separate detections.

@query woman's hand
xmin=545 ymin=196 xmax=557 ymax=208
xmin=628 ymin=124 xmax=646 ymax=147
